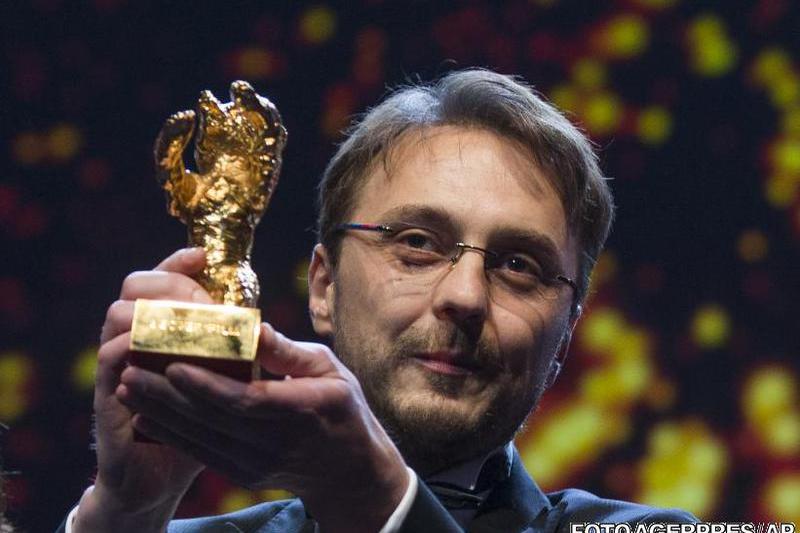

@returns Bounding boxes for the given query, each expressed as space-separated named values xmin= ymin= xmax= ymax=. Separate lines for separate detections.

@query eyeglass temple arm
xmin=334 ymin=223 xmax=393 ymax=233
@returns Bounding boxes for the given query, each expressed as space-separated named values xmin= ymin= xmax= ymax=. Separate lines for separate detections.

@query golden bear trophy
xmin=129 ymin=81 xmax=287 ymax=381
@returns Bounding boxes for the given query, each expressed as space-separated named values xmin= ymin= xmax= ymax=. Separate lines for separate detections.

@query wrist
xmin=302 ymin=447 xmax=410 ymax=533
xmin=72 ymin=483 xmax=180 ymax=533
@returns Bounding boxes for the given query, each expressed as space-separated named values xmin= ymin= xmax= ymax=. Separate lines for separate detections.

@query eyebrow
xmin=377 ymin=204 xmax=568 ymax=274
xmin=378 ymin=204 xmax=460 ymax=235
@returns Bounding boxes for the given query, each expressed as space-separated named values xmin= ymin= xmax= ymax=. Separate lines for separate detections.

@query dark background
xmin=1 ymin=0 xmax=798 ymax=529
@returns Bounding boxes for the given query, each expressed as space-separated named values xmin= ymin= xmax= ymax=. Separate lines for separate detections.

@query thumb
xmin=256 ymin=323 xmax=339 ymax=378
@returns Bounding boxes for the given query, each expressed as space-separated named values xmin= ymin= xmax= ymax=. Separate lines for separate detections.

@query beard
xmin=332 ymin=309 xmax=549 ymax=475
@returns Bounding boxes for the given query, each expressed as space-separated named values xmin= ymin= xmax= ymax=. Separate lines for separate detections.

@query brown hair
xmin=316 ymin=68 xmax=614 ymax=306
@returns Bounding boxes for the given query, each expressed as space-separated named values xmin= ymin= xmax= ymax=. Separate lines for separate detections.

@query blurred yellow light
xmin=583 ymin=91 xmax=622 ymax=136
xmin=783 ymin=107 xmax=800 ymax=135
xmin=688 ymin=15 xmax=724 ymax=40
xmin=770 ymin=137 xmax=800 ymax=174
xmin=12 ymin=132 xmax=44 ymax=166
xmin=603 ymin=14 xmax=649 ymax=59
xmin=521 ymin=402 xmax=608 ymax=486
xmin=690 ymin=304 xmax=731 ymax=349
xmin=572 ymin=59 xmax=607 ymax=89
xmin=0 ymin=351 xmax=34 ymax=421
xmin=579 ymin=308 xmax=625 ymax=353
xmin=691 ymin=40 xmax=737 ymax=77
xmin=236 ymin=48 xmax=275 ymax=79
xmin=763 ymin=412 xmax=800 ymax=456
xmin=761 ymin=473 xmax=800 ymax=522
xmin=613 ymin=330 xmax=650 ymax=363
xmin=687 ymin=440 xmax=728 ymax=476
xmin=218 ymin=488 xmax=257 ymax=514
xmin=737 ymin=229 xmax=769 ymax=263
xmin=70 ymin=346 xmax=98 ymax=393
xmin=637 ymin=106 xmax=673 ymax=144
xmin=770 ymin=74 xmax=800 ymax=109
xmin=299 ymin=5 xmax=336 ymax=44
xmin=615 ymin=358 xmax=651 ymax=396
xmin=548 ymin=83 xmax=579 ymax=114
xmin=751 ymin=48 xmax=793 ymax=87
xmin=687 ymin=15 xmax=737 ymax=77
xmin=638 ymin=420 xmax=728 ymax=519
xmin=649 ymin=422 xmax=681 ymax=455
xmin=641 ymin=483 xmax=713 ymax=519
xmin=293 ymin=258 xmax=310 ymax=297
xmin=47 ymin=123 xmax=83 ymax=161
xmin=764 ymin=173 xmax=799 ymax=208
xmin=743 ymin=365 xmax=797 ymax=422
xmin=259 ymin=488 xmax=293 ymax=502
xmin=580 ymin=359 xmax=650 ymax=407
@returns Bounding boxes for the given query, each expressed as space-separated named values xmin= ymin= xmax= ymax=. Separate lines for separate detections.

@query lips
xmin=412 ymin=351 xmax=480 ymax=376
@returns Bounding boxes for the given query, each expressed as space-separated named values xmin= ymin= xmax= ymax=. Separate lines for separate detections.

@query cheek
xmin=335 ymin=248 xmax=426 ymax=340
xmin=490 ymin=307 xmax=566 ymax=378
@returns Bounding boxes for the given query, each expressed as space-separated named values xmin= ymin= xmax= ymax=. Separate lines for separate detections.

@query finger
xmin=100 ymin=300 xmax=134 ymax=345
xmin=166 ymin=362 xmax=348 ymax=417
xmin=96 ymin=332 xmax=132 ymax=398
xmin=154 ymin=247 xmax=206 ymax=273
xmin=119 ymin=365 xmax=216 ymax=426
xmin=119 ymin=270 xmax=213 ymax=304
xmin=121 ymin=364 xmax=287 ymax=444
xmin=154 ymin=110 xmax=195 ymax=186
xmin=257 ymin=323 xmax=341 ymax=378
xmin=131 ymin=414 xmax=267 ymax=489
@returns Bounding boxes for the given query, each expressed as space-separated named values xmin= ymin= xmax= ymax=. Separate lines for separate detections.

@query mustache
xmin=390 ymin=325 xmax=503 ymax=372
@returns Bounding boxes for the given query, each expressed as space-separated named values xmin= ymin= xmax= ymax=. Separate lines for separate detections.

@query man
xmin=62 ymin=69 xmax=695 ymax=532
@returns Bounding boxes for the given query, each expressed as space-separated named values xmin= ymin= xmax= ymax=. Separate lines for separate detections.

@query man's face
xmin=315 ymin=126 xmax=578 ymax=472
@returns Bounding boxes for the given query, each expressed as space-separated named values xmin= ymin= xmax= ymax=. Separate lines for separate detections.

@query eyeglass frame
xmin=333 ymin=222 xmax=579 ymax=309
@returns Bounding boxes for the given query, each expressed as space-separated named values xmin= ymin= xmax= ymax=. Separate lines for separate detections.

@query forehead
xmin=350 ymin=126 xmax=576 ymax=270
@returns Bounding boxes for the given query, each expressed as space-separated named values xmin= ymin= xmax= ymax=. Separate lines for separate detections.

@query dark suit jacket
xmin=162 ymin=451 xmax=696 ymax=533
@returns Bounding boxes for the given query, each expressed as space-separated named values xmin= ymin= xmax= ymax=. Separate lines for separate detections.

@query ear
xmin=544 ymin=304 xmax=582 ymax=389
xmin=308 ymin=243 xmax=335 ymax=337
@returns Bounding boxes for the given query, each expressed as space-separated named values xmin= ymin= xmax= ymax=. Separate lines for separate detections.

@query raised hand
xmin=115 ymin=325 xmax=410 ymax=533
xmin=73 ymin=249 xmax=211 ymax=533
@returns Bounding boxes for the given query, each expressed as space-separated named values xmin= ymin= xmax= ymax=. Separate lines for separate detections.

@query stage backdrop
xmin=1 ymin=1 xmax=798 ymax=530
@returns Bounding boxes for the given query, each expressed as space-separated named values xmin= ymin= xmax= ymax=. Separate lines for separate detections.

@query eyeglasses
xmin=334 ymin=222 xmax=577 ymax=311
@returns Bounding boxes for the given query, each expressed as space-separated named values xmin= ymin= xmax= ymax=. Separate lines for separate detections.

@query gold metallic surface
xmin=129 ymin=82 xmax=286 ymax=378
xmin=153 ymin=80 xmax=287 ymax=307
xmin=131 ymin=299 xmax=260 ymax=360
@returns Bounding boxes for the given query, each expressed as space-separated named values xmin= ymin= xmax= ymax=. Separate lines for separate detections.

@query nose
xmin=431 ymin=248 xmax=490 ymax=328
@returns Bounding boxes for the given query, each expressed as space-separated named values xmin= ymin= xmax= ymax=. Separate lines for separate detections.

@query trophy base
xmin=129 ymin=298 xmax=261 ymax=375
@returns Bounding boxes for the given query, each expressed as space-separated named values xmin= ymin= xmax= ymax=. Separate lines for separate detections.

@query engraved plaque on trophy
xmin=129 ymin=81 xmax=287 ymax=382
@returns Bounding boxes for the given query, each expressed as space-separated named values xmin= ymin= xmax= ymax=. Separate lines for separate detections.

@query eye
xmin=492 ymin=252 xmax=547 ymax=289
xmin=392 ymin=228 xmax=441 ymax=252
xmin=402 ymin=232 xmax=433 ymax=249
xmin=504 ymin=255 xmax=534 ymax=274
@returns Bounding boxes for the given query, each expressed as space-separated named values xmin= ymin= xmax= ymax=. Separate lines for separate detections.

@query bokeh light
xmin=637 ymin=420 xmax=728 ymax=518
xmin=2 ymin=2 xmax=799 ymax=529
